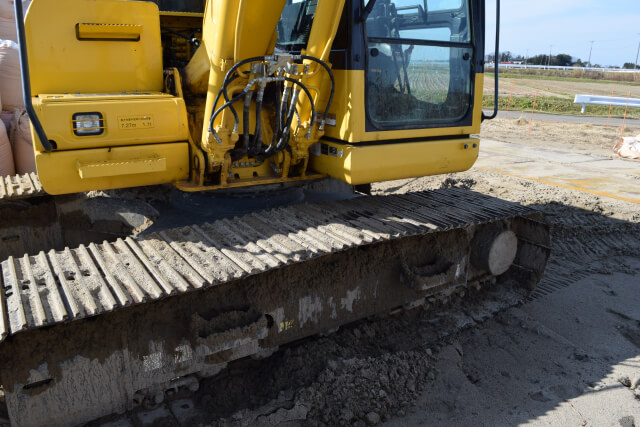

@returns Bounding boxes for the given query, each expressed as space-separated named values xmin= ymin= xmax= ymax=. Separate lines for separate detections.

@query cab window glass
xmin=365 ymin=0 xmax=473 ymax=128
xmin=428 ymin=0 xmax=463 ymax=11
xmin=276 ymin=0 xmax=318 ymax=51
xmin=149 ymin=0 xmax=204 ymax=13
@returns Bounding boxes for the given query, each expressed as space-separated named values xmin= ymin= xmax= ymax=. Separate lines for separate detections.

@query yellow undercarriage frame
xmin=310 ymin=138 xmax=479 ymax=185
xmin=309 ymin=69 xmax=485 ymax=184
xmin=30 ymin=92 xmax=191 ymax=195
xmin=35 ymin=143 xmax=189 ymax=195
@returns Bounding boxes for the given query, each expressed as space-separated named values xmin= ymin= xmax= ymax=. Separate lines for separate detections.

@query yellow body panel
xmin=77 ymin=155 xmax=167 ymax=179
xmin=310 ymin=138 xmax=479 ymax=185
xmin=23 ymin=0 xmax=485 ymax=195
xmin=25 ymin=0 xmax=163 ymax=94
xmin=75 ymin=23 xmax=143 ymax=41
xmin=35 ymin=143 xmax=189 ymax=195
xmin=33 ymin=94 xmax=190 ymax=151
xmin=324 ymin=71 xmax=484 ymax=143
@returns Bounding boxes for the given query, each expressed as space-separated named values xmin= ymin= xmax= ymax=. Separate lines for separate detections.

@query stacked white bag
xmin=0 ymin=0 xmax=36 ymax=175
xmin=0 ymin=108 xmax=15 ymax=176
xmin=614 ymin=134 xmax=640 ymax=160
xmin=11 ymin=109 xmax=34 ymax=172
xmin=0 ymin=0 xmax=30 ymax=110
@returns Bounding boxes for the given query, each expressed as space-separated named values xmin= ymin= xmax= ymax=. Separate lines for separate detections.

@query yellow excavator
xmin=0 ymin=0 xmax=549 ymax=425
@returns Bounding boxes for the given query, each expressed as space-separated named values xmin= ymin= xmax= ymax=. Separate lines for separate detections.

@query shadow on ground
xmin=185 ymin=198 xmax=640 ymax=427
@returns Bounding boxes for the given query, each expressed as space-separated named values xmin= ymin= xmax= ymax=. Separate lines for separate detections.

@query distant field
xmin=483 ymin=73 xmax=640 ymax=119
xmin=485 ymin=67 xmax=640 ymax=83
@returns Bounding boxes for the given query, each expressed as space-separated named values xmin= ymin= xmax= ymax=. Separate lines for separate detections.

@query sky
xmin=484 ymin=0 xmax=640 ymax=67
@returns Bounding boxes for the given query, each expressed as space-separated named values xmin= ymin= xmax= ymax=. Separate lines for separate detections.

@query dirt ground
xmin=484 ymin=75 xmax=640 ymax=99
xmin=482 ymin=116 xmax=640 ymax=155
xmin=98 ymin=117 xmax=640 ymax=427
xmin=187 ymin=121 xmax=638 ymax=426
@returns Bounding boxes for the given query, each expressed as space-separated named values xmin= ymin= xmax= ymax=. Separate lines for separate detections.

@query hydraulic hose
xmin=275 ymin=88 xmax=300 ymax=152
xmin=262 ymin=87 xmax=299 ymax=157
xmin=250 ymin=81 xmax=268 ymax=156
xmin=281 ymin=77 xmax=316 ymax=138
xmin=209 ymin=56 xmax=271 ymax=135
xmin=300 ymin=55 xmax=335 ymax=129
xmin=279 ymin=86 xmax=291 ymax=131
xmin=210 ymin=76 xmax=315 ymax=146
xmin=210 ymin=54 xmax=332 ymax=135
xmin=241 ymin=90 xmax=253 ymax=154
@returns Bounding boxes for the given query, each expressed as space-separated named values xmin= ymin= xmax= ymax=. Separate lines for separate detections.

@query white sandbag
xmin=613 ymin=135 xmax=640 ymax=160
xmin=0 ymin=44 xmax=23 ymax=110
xmin=10 ymin=109 xmax=34 ymax=173
xmin=0 ymin=0 xmax=30 ymax=20
xmin=0 ymin=0 xmax=13 ymax=19
xmin=0 ymin=110 xmax=12 ymax=133
xmin=0 ymin=117 xmax=15 ymax=176
xmin=0 ymin=16 xmax=15 ymax=41
xmin=0 ymin=1 xmax=31 ymax=41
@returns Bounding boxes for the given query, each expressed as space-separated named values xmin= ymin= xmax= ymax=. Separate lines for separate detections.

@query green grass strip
xmin=482 ymin=95 xmax=640 ymax=119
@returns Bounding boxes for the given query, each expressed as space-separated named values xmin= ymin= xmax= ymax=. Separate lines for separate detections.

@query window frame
xmin=362 ymin=0 xmax=477 ymax=131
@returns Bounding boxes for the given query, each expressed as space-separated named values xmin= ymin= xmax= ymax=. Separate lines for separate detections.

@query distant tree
xmin=573 ymin=59 xmax=585 ymax=67
xmin=499 ymin=51 xmax=513 ymax=62
xmin=486 ymin=53 xmax=495 ymax=62
xmin=527 ymin=54 xmax=547 ymax=65
xmin=551 ymin=53 xmax=573 ymax=66
xmin=623 ymin=62 xmax=638 ymax=69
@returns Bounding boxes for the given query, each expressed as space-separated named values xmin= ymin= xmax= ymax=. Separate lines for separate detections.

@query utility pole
xmin=635 ymin=39 xmax=640 ymax=70
xmin=588 ymin=40 xmax=594 ymax=68
xmin=547 ymin=45 xmax=552 ymax=68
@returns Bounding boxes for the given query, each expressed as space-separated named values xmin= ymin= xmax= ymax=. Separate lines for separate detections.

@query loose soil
xmin=484 ymin=75 xmax=640 ymax=99
xmin=94 ymin=117 xmax=640 ymax=427
xmin=481 ymin=116 xmax=640 ymax=156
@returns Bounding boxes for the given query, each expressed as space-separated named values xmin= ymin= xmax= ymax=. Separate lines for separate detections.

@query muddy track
xmin=82 ymin=167 xmax=640 ymax=427
xmin=143 ymin=170 xmax=640 ymax=426
xmin=0 ymin=173 xmax=44 ymax=201
xmin=0 ymin=187 xmax=550 ymax=426
xmin=3 ymin=117 xmax=639 ymax=425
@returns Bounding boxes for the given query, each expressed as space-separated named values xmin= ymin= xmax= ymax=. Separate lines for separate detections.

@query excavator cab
xmin=309 ymin=0 xmax=484 ymax=184
xmin=17 ymin=0 xmax=486 ymax=194
xmin=364 ymin=0 xmax=473 ymax=125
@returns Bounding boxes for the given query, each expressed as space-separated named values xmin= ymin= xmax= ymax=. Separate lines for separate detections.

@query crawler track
xmin=0 ymin=173 xmax=45 ymax=201
xmin=0 ymin=189 xmax=549 ymax=426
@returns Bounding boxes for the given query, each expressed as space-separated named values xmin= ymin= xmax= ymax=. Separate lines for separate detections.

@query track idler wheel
xmin=470 ymin=226 xmax=518 ymax=275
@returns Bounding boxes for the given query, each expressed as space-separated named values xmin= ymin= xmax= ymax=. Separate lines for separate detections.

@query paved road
xmin=483 ymin=110 xmax=640 ymax=127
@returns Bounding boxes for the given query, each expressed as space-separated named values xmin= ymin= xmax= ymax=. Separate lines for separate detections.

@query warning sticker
xmin=118 ymin=115 xmax=154 ymax=130
xmin=315 ymin=112 xmax=337 ymax=127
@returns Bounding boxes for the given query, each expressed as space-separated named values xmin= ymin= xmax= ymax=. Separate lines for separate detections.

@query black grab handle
xmin=13 ymin=0 xmax=53 ymax=152
xmin=482 ymin=0 xmax=500 ymax=121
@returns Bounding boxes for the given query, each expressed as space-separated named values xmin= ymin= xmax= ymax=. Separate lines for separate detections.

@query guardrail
xmin=485 ymin=63 xmax=640 ymax=73
xmin=574 ymin=94 xmax=640 ymax=114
